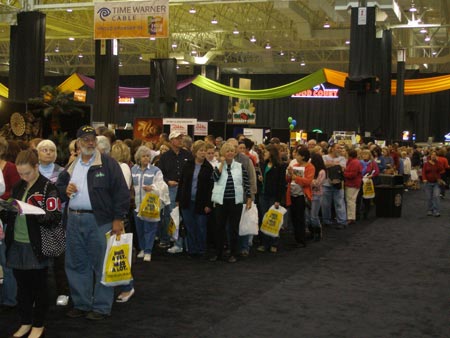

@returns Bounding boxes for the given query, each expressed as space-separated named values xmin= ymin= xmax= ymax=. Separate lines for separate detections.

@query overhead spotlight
xmin=233 ymin=25 xmax=239 ymax=35
xmin=290 ymin=56 xmax=296 ymax=62
xmin=419 ymin=28 xmax=427 ymax=34
xmin=171 ymin=41 xmax=178 ymax=48
xmin=424 ymin=35 xmax=431 ymax=42
xmin=119 ymin=61 xmax=123 ymax=67
xmin=265 ymin=42 xmax=271 ymax=49
xmin=191 ymin=50 xmax=197 ymax=55
xmin=149 ymin=36 xmax=156 ymax=41
xmin=189 ymin=7 xmax=196 ymax=14
xmin=409 ymin=1 xmax=417 ymax=12
xmin=78 ymin=53 xmax=83 ymax=58
xmin=44 ymin=55 xmax=49 ymax=62
xmin=66 ymin=8 xmax=73 ymax=13
xmin=250 ymin=35 xmax=256 ymax=43
xmin=68 ymin=37 xmax=75 ymax=41
xmin=300 ymin=60 xmax=306 ymax=66
xmin=323 ymin=17 xmax=330 ymax=29
xmin=279 ymin=50 xmax=285 ymax=56
xmin=432 ymin=51 xmax=437 ymax=56
xmin=176 ymin=65 xmax=180 ymax=69
xmin=139 ymin=55 xmax=143 ymax=60
xmin=345 ymin=40 xmax=350 ymax=45
xmin=54 ymin=44 xmax=60 ymax=53
xmin=211 ymin=15 xmax=218 ymax=24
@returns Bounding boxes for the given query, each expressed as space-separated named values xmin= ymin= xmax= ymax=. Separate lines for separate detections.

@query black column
xmin=94 ymin=39 xmax=119 ymax=123
xmin=379 ymin=30 xmax=392 ymax=140
xmin=9 ymin=12 xmax=46 ymax=101
xmin=395 ymin=60 xmax=405 ymax=142
xmin=149 ymin=58 xmax=177 ymax=117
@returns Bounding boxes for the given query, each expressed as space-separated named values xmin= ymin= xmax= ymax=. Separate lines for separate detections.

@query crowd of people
xmin=0 ymin=125 xmax=449 ymax=337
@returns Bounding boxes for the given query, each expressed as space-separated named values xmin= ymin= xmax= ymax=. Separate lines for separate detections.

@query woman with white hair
xmin=36 ymin=139 xmax=70 ymax=308
xmin=96 ymin=135 xmax=111 ymax=155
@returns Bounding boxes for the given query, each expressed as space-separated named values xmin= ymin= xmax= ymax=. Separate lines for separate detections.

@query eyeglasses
xmin=39 ymin=148 xmax=55 ymax=153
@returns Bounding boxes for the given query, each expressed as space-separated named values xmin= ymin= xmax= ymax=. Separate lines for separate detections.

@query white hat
xmin=169 ymin=131 xmax=183 ymax=140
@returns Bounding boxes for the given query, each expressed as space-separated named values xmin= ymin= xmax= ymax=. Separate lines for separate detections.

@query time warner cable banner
xmin=94 ymin=0 xmax=169 ymax=39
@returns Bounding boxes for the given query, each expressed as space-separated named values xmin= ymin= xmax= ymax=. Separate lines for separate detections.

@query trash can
xmin=374 ymin=185 xmax=403 ymax=217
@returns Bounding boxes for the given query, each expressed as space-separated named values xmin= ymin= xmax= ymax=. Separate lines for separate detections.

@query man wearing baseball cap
xmin=158 ymin=131 xmax=192 ymax=252
xmin=56 ymin=125 xmax=130 ymax=320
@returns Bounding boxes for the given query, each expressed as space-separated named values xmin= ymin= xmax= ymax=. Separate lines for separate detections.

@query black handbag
xmin=39 ymin=181 xmax=66 ymax=257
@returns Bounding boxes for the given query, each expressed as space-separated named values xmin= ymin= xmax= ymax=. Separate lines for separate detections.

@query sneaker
xmin=240 ymin=250 xmax=249 ymax=257
xmin=137 ymin=250 xmax=145 ymax=258
xmin=256 ymin=245 xmax=266 ymax=252
xmin=86 ymin=311 xmax=109 ymax=321
xmin=56 ymin=295 xmax=69 ymax=306
xmin=427 ymin=211 xmax=433 ymax=216
xmin=227 ymin=255 xmax=237 ymax=263
xmin=269 ymin=246 xmax=278 ymax=253
xmin=167 ymin=245 xmax=183 ymax=254
xmin=434 ymin=213 xmax=441 ymax=217
xmin=158 ymin=242 xmax=170 ymax=249
xmin=143 ymin=253 xmax=152 ymax=262
xmin=116 ymin=288 xmax=135 ymax=303
xmin=66 ymin=308 xmax=88 ymax=318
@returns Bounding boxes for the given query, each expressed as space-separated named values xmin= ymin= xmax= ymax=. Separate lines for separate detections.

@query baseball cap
xmin=169 ymin=131 xmax=183 ymax=140
xmin=76 ymin=125 xmax=96 ymax=139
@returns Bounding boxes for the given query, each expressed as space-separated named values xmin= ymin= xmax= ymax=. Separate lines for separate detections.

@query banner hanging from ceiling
xmin=94 ymin=0 xmax=169 ymax=39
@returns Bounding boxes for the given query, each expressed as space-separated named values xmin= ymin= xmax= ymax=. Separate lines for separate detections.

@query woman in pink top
xmin=305 ymin=153 xmax=326 ymax=241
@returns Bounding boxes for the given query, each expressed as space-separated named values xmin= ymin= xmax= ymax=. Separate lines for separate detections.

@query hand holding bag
xmin=260 ymin=205 xmax=287 ymax=237
xmin=239 ymin=202 xmax=259 ymax=236
xmin=101 ymin=232 xmax=133 ymax=287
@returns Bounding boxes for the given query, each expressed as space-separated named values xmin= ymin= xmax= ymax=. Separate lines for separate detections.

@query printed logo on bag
xmin=111 ymin=249 xmax=129 ymax=273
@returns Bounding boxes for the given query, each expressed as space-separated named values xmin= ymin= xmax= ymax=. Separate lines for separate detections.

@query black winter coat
xmin=176 ymin=159 xmax=214 ymax=214
xmin=4 ymin=174 xmax=62 ymax=262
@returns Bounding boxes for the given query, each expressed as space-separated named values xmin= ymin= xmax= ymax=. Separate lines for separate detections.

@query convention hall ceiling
xmin=0 ymin=0 xmax=448 ymax=76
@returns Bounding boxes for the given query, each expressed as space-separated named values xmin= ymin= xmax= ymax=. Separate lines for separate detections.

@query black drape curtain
xmin=149 ymin=58 xmax=177 ymax=117
xmin=9 ymin=12 xmax=46 ymax=101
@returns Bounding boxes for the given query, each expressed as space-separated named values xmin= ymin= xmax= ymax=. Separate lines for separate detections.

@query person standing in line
xmin=321 ymin=143 xmax=347 ymax=229
xmin=422 ymin=150 xmax=443 ymax=217
xmin=158 ymin=132 xmax=193 ymax=253
xmin=256 ymin=144 xmax=285 ymax=253
xmin=176 ymin=140 xmax=214 ymax=257
xmin=36 ymin=139 xmax=70 ymax=307
xmin=4 ymin=149 xmax=62 ymax=338
xmin=0 ymin=137 xmax=20 ymax=313
xmin=305 ymin=152 xmax=326 ymax=241
xmin=286 ymin=146 xmax=314 ymax=248
xmin=210 ymin=143 xmax=252 ymax=263
xmin=56 ymin=125 xmax=130 ymax=321
xmin=343 ymin=149 xmax=363 ymax=225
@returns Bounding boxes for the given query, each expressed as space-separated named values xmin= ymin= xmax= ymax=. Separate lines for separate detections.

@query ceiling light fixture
xmin=300 ymin=60 xmax=306 ymax=66
xmin=189 ymin=7 xmax=196 ymax=14
xmin=68 ymin=37 xmax=75 ymax=41
xmin=44 ymin=55 xmax=49 ymax=62
xmin=78 ymin=53 xmax=83 ymax=58
xmin=279 ymin=51 xmax=285 ymax=56
xmin=191 ymin=50 xmax=197 ymax=55
xmin=211 ymin=16 xmax=218 ymax=24
xmin=171 ymin=41 xmax=178 ymax=48
xmin=250 ymin=35 xmax=256 ymax=43
xmin=409 ymin=1 xmax=417 ymax=12
xmin=233 ymin=25 xmax=239 ymax=35
xmin=323 ymin=17 xmax=330 ymax=29
xmin=424 ymin=35 xmax=431 ymax=42
xmin=265 ymin=42 xmax=271 ymax=49
xmin=66 ymin=8 xmax=73 ymax=13
xmin=139 ymin=55 xmax=143 ymax=60
xmin=290 ymin=56 xmax=296 ymax=62
xmin=119 ymin=61 xmax=123 ymax=67
xmin=149 ymin=36 xmax=156 ymax=41
xmin=345 ymin=40 xmax=350 ymax=45
xmin=54 ymin=45 xmax=60 ymax=53
xmin=419 ymin=28 xmax=427 ymax=34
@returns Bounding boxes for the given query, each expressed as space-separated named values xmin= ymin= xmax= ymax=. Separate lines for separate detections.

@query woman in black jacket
xmin=4 ymin=149 xmax=62 ymax=338
xmin=256 ymin=145 xmax=286 ymax=253
xmin=176 ymin=140 xmax=213 ymax=256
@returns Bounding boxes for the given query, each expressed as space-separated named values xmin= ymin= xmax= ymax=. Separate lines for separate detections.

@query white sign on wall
xmin=194 ymin=122 xmax=208 ymax=136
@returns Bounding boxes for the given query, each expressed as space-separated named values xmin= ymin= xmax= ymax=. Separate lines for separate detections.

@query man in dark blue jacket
xmin=56 ymin=125 xmax=129 ymax=321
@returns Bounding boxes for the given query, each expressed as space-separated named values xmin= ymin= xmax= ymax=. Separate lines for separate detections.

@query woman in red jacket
xmin=344 ymin=149 xmax=362 ymax=225
xmin=422 ymin=150 xmax=443 ymax=217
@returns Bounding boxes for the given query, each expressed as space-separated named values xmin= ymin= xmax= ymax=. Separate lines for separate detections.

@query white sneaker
xmin=143 ymin=254 xmax=152 ymax=262
xmin=167 ymin=245 xmax=183 ymax=254
xmin=56 ymin=295 xmax=69 ymax=306
xmin=137 ymin=250 xmax=145 ymax=258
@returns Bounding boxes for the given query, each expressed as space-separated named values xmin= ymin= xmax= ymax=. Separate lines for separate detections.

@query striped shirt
xmin=213 ymin=165 xmax=251 ymax=201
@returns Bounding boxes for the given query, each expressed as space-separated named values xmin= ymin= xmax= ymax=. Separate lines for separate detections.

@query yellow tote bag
xmin=137 ymin=192 xmax=160 ymax=222
xmin=260 ymin=205 xmax=287 ymax=237
xmin=362 ymin=177 xmax=375 ymax=199
xmin=101 ymin=233 xmax=133 ymax=287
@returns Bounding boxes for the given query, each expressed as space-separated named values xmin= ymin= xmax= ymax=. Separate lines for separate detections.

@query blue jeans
xmin=425 ymin=182 xmax=440 ymax=214
xmin=0 ymin=236 xmax=17 ymax=306
xmin=134 ymin=212 xmax=158 ymax=254
xmin=65 ymin=212 xmax=113 ymax=315
xmin=181 ymin=203 xmax=207 ymax=254
xmin=321 ymin=185 xmax=347 ymax=225
xmin=259 ymin=194 xmax=279 ymax=249
xmin=305 ymin=194 xmax=322 ymax=228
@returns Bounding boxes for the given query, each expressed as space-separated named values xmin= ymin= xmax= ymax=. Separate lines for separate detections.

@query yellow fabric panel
xmin=0 ymin=82 xmax=8 ymax=98
xmin=323 ymin=68 xmax=347 ymax=88
xmin=391 ymin=74 xmax=450 ymax=95
xmin=57 ymin=73 xmax=84 ymax=93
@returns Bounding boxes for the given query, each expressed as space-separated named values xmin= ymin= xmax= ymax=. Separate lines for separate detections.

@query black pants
xmin=290 ymin=195 xmax=306 ymax=243
xmin=214 ymin=200 xmax=242 ymax=257
xmin=13 ymin=268 xmax=48 ymax=327
xmin=53 ymin=253 xmax=69 ymax=295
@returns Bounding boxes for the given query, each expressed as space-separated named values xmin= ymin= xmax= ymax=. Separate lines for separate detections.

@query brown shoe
xmin=66 ymin=308 xmax=88 ymax=318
